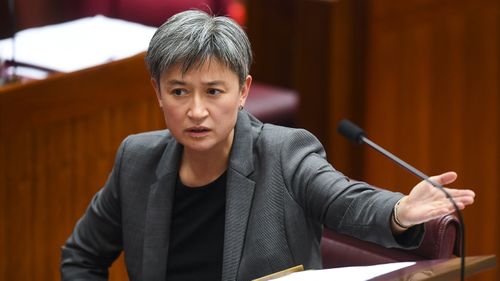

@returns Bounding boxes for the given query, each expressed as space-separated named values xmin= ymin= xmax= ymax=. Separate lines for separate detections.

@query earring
xmin=239 ymin=105 xmax=243 ymax=110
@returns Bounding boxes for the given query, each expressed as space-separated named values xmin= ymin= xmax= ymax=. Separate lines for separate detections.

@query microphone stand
xmin=338 ymin=120 xmax=466 ymax=281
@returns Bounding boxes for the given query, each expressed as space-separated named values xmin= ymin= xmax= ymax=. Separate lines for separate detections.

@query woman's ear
xmin=151 ymin=78 xmax=163 ymax=107
xmin=239 ymin=75 xmax=252 ymax=108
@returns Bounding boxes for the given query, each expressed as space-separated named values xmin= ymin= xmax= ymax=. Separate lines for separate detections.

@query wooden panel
xmin=241 ymin=2 xmax=499 ymax=280
xmin=325 ymin=0 xmax=369 ymax=177
xmin=362 ymin=1 xmax=499 ymax=280
xmin=239 ymin=1 xmax=499 ymax=280
xmin=293 ymin=0 xmax=336 ymax=154
xmin=294 ymin=0 xmax=368 ymax=177
xmin=246 ymin=0 xmax=299 ymax=88
xmin=247 ymin=0 xmax=368 ymax=177
xmin=0 ymin=54 xmax=164 ymax=280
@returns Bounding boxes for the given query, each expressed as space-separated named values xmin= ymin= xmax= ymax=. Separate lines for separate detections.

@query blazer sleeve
xmin=279 ymin=128 xmax=424 ymax=249
xmin=60 ymin=138 xmax=127 ymax=280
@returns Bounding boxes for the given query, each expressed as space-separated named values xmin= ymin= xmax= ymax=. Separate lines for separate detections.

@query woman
xmin=61 ymin=10 xmax=475 ymax=281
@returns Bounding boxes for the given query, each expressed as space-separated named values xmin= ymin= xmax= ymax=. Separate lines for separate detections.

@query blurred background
xmin=0 ymin=0 xmax=498 ymax=280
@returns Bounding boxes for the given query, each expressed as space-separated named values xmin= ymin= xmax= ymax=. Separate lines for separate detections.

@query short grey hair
xmin=145 ymin=10 xmax=253 ymax=86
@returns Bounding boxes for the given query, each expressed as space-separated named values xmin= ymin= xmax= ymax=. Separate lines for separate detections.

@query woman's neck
xmin=179 ymin=141 xmax=232 ymax=188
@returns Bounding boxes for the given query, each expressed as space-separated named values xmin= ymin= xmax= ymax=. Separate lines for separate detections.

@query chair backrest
xmin=74 ymin=0 xmax=230 ymax=27
xmin=321 ymin=213 xmax=461 ymax=268
xmin=245 ymin=82 xmax=299 ymax=127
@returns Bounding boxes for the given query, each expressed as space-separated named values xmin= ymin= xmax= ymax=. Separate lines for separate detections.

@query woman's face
xmin=153 ymin=59 xmax=251 ymax=155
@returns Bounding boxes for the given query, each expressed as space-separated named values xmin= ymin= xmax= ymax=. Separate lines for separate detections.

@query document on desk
xmin=272 ymin=261 xmax=415 ymax=281
xmin=0 ymin=15 xmax=156 ymax=73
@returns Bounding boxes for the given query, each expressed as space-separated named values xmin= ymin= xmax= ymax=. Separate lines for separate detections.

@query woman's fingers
xmin=443 ymin=188 xmax=476 ymax=205
xmin=428 ymin=171 xmax=457 ymax=186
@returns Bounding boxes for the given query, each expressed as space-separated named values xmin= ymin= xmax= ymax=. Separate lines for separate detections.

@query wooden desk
xmin=372 ymin=255 xmax=496 ymax=281
xmin=0 ymin=53 xmax=163 ymax=281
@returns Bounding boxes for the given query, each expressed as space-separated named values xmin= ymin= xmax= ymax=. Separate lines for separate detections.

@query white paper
xmin=273 ymin=262 xmax=415 ymax=281
xmin=0 ymin=15 xmax=156 ymax=72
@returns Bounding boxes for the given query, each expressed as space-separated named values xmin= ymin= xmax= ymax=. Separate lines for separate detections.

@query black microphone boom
xmin=337 ymin=119 xmax=466 ymax=281
xmin=337 ymin=119 xmax=365 ymax=144
xmin=338 ymin=120 xmax=441 ymax=186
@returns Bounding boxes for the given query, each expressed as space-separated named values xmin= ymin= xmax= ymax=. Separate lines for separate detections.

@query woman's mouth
xmin=186 ymin=127 xmax=211 ymax=137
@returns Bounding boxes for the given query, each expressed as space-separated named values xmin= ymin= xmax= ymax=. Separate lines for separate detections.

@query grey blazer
xmin=61 ymin=110 xmax=423 ymax=281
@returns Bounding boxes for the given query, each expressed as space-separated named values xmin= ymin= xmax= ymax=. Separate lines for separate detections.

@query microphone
xmin=337 ymin=119 xmax=466 ymax=281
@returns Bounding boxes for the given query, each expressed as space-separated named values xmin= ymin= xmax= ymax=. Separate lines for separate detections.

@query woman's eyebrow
xmin=166 ymin=79 xmax=187 ymax=86
xmin=204 ymin=80 xmax=226 ymax=86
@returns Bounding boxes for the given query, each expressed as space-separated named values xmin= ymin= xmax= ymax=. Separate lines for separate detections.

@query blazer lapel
xmin=141 ymin=111 xmax=259 ymax=281
xmin=142 ymin=138 xmax=182 ymax=281
xmin=222 ymin=111 xmax=257 ymax=281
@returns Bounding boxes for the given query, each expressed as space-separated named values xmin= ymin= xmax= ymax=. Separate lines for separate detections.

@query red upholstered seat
xmin=321 ymin=213 xmax=461 ymax=268
xmin=246 ymin=82 xmax=299 ymax=127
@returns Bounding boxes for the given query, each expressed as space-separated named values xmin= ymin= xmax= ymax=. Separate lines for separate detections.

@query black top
xmin=166 ymin=172 xmax=227 ymax=281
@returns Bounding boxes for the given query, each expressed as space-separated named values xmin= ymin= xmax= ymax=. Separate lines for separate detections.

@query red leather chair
xmin=246 ymin=83 xmax=299 ymax=127
xmin=321 ymin=213 xmax=461 ymax=268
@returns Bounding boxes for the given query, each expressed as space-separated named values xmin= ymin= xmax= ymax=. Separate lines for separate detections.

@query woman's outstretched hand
xmin=392 ymin=171 xmax=475 ymax=232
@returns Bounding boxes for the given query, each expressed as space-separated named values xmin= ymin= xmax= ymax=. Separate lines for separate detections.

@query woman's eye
xmin=171 ymin=89 xmax=187 ymax=96
xmin=207 ymin=88 xmax=223 ymax=95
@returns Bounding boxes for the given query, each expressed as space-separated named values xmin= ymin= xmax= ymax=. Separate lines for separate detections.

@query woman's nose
xmin=187 ymin=95 xmax=208 ymax=120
